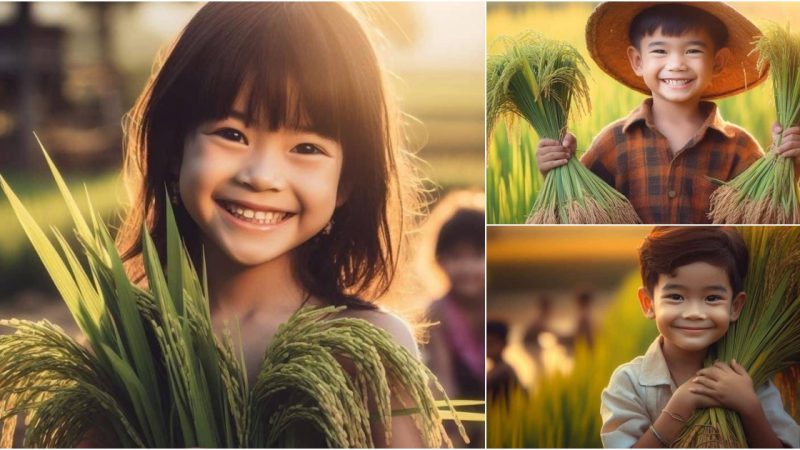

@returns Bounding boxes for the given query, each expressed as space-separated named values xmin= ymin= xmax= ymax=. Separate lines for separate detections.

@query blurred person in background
xmin=423 ymin=208 xmax=485 ymax=447
xmin=487 ymin=320 xmax=519 ymax=405
xmin=559 ymin=290 xmax=597 ymax=357
xmin=524 ymin=294 xmax=552 ymax=377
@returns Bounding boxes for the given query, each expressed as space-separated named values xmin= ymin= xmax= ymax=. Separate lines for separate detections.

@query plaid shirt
xmin=581 ymin=99 xmax=763 ymax=224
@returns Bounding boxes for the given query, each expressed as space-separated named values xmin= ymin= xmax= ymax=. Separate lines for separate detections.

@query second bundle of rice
xmin=709 ymin=25 xmax=800 ymax=224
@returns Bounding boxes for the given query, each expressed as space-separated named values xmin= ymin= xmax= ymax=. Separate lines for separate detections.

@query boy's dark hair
xmin=629 ymin=4 xmax=729 ymax=50
xmin=436 ymin=209 xmax=485 ymax=257
xmin=639 ymin=227 xmax=748 ymax=295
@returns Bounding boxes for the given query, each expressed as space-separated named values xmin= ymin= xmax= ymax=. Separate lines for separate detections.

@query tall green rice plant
xmin=674 ymin=226 xmax=800 ymax=447
xmin=0 ymin=142 xmax=474 ymax=447
xmin=487 ymin=33 xmax=640 ymax=224
xmin=487 ymin=123 xmax=541 ymax=224
xmin=709 ymin=26 xmax=800 ymax=224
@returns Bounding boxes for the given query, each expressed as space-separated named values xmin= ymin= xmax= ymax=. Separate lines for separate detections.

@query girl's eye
xmin=665 ymin=294 xmax=683 ymax=301
xmin=214 ymin=128 xmax=248 ymax=144
xmin=705 ymin=295 xmax=723 ymax=302
xmin=687 ymin=49 xmax=703 ymax=55
xmin=651 ymin=49 xmax=667 ymax=55
xmin=292 ymin=143 xmax=324 ymax=155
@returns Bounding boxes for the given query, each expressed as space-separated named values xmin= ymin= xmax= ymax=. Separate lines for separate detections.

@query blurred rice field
xmin=488 ymin=271 xmax=659 ymax=448
xmin=487 ymin=2 xmax=800 ymax=224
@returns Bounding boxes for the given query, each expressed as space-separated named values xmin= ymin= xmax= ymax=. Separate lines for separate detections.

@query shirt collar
xmin=639 ymin=335 xmax=675 ymax=388
xmin=621 ymin=98 xmax=735 ymax=139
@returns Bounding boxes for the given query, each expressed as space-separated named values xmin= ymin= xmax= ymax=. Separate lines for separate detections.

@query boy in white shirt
xmin=601 ymin=227 xmax=800 ymax=447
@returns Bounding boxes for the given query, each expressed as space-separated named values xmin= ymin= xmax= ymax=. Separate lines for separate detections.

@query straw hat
xmin=585 ymin=2 xmax=768 ymax=100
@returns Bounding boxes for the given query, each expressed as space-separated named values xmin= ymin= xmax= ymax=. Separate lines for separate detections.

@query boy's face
xmin=626 ymin=27 xmax=730 ymax=104
xmin=638 ymin=261 xmax=746 ymax=354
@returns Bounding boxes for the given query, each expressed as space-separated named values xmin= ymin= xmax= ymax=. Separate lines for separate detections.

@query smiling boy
xmin=600 ymin=227 xmax=800 ymax=448
xmin=537 ymin=3 xmax=800 ymax=223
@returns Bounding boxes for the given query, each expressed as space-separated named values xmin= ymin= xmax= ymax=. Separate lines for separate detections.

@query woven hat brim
xmin=585 ymin=2 xmax=769 ymax=100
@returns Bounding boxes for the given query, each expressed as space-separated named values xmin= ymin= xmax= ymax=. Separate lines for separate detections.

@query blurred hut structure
xmin=0 ymin=3 xmax=123 ymax=171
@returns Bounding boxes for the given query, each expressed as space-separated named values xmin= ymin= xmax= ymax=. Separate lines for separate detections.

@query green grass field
xmin=487 ymin=2 xmax=800 ymax=223
xmin=0 ymin=170 xmax=123 ymax=266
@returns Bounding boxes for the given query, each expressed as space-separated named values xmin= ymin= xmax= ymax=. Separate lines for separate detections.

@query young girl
xmin=115 ymin=3 xmax=427 ymax=447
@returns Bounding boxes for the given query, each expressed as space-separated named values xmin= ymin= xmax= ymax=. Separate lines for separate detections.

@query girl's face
xmin=179 ymin=98 xmax=344 ymax=267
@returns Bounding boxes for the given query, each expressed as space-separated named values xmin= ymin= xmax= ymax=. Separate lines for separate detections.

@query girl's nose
xmin=234 ymin=149 xmax=287 ymax=192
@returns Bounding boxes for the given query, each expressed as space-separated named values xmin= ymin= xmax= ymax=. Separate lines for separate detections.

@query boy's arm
xmin=753 ymin=380 xmax=800 ymax=448
xmin=601 ymin=364 xmax=723 ymax=448
xmin=631 ymin=379 xmax=719 ymax=448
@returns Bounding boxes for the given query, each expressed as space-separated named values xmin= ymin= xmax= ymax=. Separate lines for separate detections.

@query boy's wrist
xmin=666 ymin=395 xmax=695 ymax=419
xmin=732 ymin=390 xmax=761 ymax=416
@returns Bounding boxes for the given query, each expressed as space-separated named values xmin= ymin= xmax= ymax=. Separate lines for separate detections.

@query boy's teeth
xmin=224 ymin=202 xmax=287 ymax=224
xmin=664 ymin=79 xmax=691 ymax=86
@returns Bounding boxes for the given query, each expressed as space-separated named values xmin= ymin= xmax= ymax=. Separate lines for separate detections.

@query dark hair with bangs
xmin=629 ymin=4 xmax=729 ymax=51
xmin=638 ymin=227 xmax=748 ymax=296
xmin=118 ymin=2 xmax=416 ymax=308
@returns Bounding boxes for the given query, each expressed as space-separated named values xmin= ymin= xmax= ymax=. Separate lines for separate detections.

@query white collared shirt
xmin=600 ymin=336 xmax=800 ymax=448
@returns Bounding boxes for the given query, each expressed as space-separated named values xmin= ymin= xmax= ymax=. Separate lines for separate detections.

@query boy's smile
xmin=627 ymin=28 xmax=729 ymax=105
xmin=639 ymin=261 xmax=745 ymax=356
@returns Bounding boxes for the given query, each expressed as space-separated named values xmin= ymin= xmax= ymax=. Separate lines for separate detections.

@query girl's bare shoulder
xmin=335 ymin=307 xmax=418 ymax=356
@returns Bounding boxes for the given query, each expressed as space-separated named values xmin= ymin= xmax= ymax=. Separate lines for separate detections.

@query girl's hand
xmin=537 ymin=132 xmax=577 ymax=176
xmin=771 ymin=122 xmax=800 ymax=179
xmin=690 ymin=360 xmax=759 ymax=414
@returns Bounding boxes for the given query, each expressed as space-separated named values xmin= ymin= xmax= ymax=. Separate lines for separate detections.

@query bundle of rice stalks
xmin=674 ymin=226 xmax=800 ymax=447
xmin=0 ymin=142 xmax=477 ymax=447
xmin=486 ymin=33 xmax=640 ymax=224
xmin=709 ymin=26 xmax=800 ymax=224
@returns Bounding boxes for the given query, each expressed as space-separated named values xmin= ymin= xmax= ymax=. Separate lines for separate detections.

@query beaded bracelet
xmin=662 ymin=408 xmax=687 ymax=424
xmin=649 ymin=424 xmax=671 ymax=447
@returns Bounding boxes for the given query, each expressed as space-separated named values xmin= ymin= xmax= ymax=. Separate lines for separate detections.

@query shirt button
xmin=668 ymin=190 xmax=677 ymax=199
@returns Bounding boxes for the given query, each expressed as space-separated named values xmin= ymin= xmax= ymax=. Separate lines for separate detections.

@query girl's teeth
xmin=224 ymin=203 xmax=286 ymax=224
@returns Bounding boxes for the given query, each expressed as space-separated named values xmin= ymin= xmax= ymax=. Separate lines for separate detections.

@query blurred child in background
xmin=423 ymin=208 xmax=485 ymax=447
xmin=487 ymin=320 xmax=519 ymax=405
